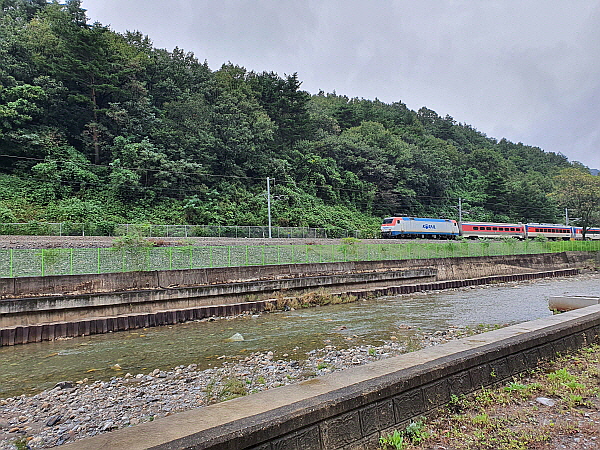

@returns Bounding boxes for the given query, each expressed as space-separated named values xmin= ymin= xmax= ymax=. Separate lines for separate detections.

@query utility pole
xmin=458 ymin=197 xmax=462 ymax=223
xmin=267 ymin=177 xmax=272 ymax=238
xmin=565 ymin=208 xmax=569 ymax=226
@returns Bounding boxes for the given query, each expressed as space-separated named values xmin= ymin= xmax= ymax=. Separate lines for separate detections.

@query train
xmin=381 ymin=216 xmax=600 ymax=240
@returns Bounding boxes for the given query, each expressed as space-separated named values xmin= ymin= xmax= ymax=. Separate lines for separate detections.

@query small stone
xmin=46 ymin=415 xmax=63 ymax=427
xmin=536 ymin=397 xmax=556 ymax=407
xmin=100 ymin=420 xmax=115 ymax=431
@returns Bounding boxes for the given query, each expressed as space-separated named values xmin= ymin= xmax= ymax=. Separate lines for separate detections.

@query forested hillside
xmin=0 ymin=0 xmax=582 ymax=235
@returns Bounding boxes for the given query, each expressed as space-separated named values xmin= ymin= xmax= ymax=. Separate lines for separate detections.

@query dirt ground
xmin=385 ymin=344 xmax=600 ymax=450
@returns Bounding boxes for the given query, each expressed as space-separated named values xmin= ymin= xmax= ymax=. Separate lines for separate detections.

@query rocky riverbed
xmin=0 ymin=325 xmax=473 ymax=449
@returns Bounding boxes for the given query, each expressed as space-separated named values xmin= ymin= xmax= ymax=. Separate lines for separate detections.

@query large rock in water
xmin=226 ymin=333 xmax=244 ymax=342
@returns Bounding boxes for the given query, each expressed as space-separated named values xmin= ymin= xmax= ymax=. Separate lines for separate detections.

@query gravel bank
xmin=0 ymin=325 xmax=471 ymax=449
xmin=0 ymin=235 xmax=416 ymax=249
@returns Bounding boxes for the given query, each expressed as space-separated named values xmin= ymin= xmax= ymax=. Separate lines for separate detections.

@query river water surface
xmin=1 ymin=273 xmax=598 ymax=398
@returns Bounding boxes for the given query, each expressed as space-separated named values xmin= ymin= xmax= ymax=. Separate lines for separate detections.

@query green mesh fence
xmin=0 ymin=240 xmax=598 ymax=278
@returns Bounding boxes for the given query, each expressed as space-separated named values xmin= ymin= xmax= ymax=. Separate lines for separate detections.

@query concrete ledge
xmin=58 ymin=305 xmax=600 ymax=450
xmin=549 ymin=295 xmax=600 ymax=311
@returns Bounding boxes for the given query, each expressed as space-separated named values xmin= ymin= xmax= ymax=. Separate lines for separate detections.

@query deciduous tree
xmin=553 ymin=168 xmax=600 ymax=239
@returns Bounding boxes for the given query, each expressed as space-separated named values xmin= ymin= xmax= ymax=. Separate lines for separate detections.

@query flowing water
xmin=1 ymin=274 xmax=598 ymax=398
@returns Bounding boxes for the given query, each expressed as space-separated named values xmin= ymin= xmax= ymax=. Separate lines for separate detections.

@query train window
xmin=473 ymin=226 xmax=479 ymax=230
xmin=492 ymin=227 xmax=497 ymax=231
xmin=486 ymin=227 xmax=491 ymax=230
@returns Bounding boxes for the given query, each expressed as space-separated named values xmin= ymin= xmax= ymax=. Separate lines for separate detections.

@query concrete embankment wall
xmin=0 ymin=268 xmax=580 ymax=346
xmin=0 ymin=267 xmax=436 ymax=327
xmin=58 ymin=304 xmax=600 ymax=450
xmin=0 ymin=251 xmax=595 ymax=346
xmin=1 ymin=251 xmax=593 ymax=299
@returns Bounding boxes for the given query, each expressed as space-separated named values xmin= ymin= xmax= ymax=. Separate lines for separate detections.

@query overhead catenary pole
xmin=565 ymin=208 xmax=569 ymax=226
xmin=267 ymin=177 xmax=272 ymax=238
xmin=458 ymin=197 xmax=462 ymax=223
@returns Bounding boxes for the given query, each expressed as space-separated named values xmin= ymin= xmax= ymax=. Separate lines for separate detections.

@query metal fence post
xmin=41 ymin=248 xmax=44 ymax=276
xmin=9 ymin=249 xmax=13 ymax=278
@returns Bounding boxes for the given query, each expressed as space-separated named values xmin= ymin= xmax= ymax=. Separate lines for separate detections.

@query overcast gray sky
xmin=82 ymin=0 xmax=600 ymax=170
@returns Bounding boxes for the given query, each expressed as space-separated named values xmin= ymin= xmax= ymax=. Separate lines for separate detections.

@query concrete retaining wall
xmin=0 ymin=268 xmax=580 ymax=346
xmin=1 ymin=250 xmax=594 ymax=345
xmin=0 ymin=252 xmax=594 ymax=345
xmin=1 ymin=251 xmax=594 ymax=299
xmin=0 ymin=267 xmax=436 ymax=327
xmin=58 ymin=304 xmax=600 ymax=450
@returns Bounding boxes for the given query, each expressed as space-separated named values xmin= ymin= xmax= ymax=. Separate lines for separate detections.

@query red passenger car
xmin=525 ymin=224 xmax=573 ymax=240
xmin=460 ymin=222 xmax=526 ymax=240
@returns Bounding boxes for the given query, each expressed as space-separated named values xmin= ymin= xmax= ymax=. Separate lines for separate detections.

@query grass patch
xmin=404 ymin=343 xmax=600 ymax=450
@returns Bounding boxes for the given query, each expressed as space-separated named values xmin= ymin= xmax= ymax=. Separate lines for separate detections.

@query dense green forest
xmin=0 ymin=0 xmax=586 ymax=235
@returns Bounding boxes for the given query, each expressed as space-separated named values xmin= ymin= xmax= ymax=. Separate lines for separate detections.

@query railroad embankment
xmin=0 ymin=251 xmax=597 ymax=345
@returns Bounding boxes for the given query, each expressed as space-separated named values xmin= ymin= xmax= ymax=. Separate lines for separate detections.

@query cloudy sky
xmin=82 ymin=0 xmax=600 ymax=170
